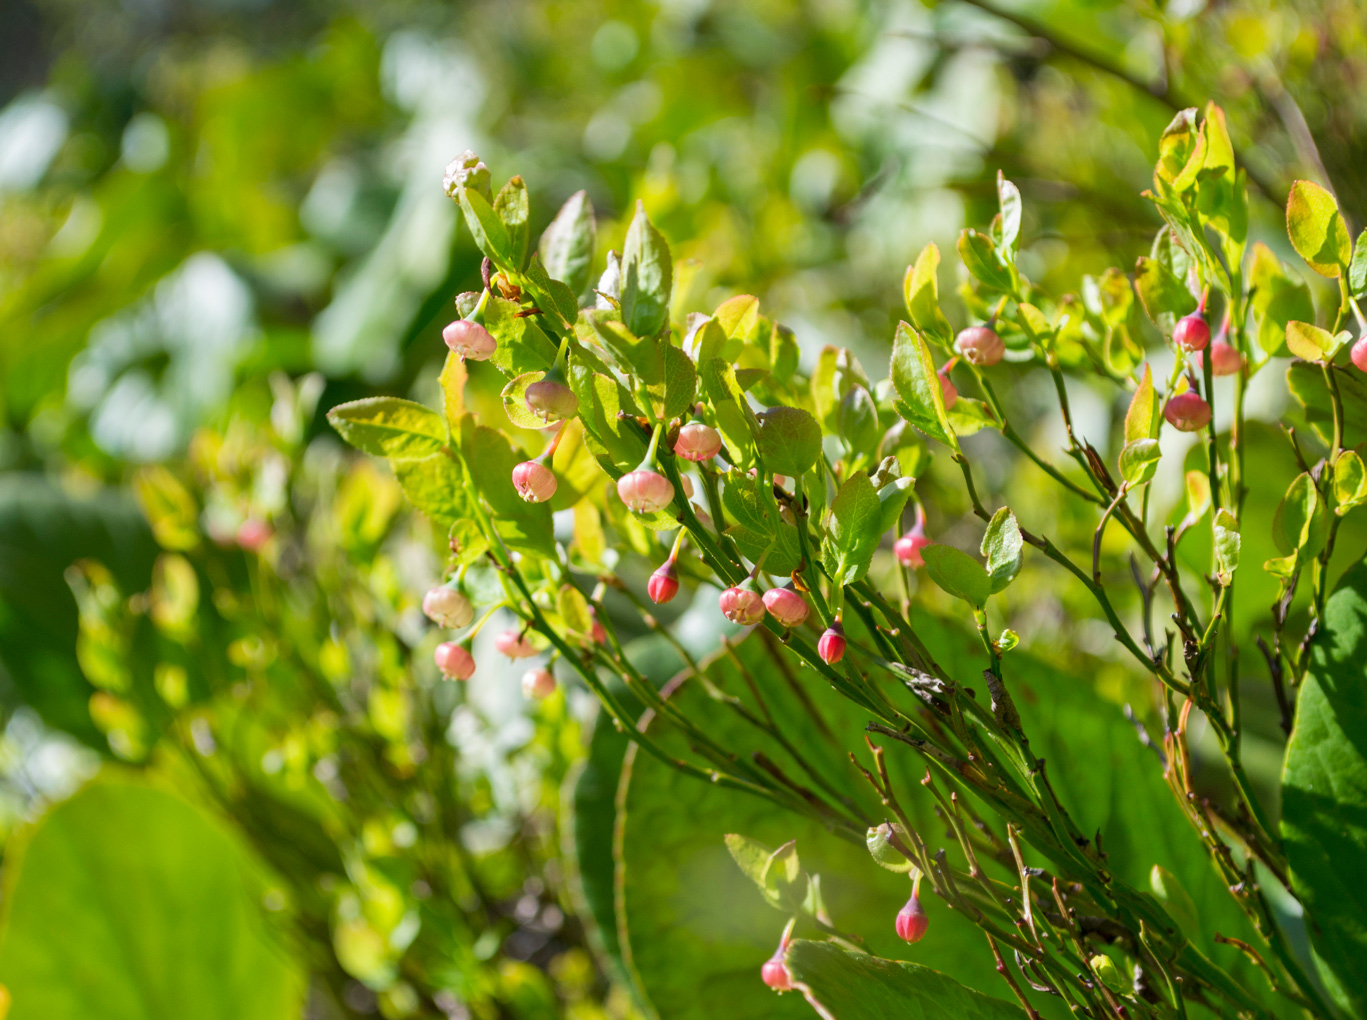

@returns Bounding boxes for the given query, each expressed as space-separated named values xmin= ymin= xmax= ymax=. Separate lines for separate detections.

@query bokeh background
xmin=0 ymin=0 xmax=1362 ymax=1017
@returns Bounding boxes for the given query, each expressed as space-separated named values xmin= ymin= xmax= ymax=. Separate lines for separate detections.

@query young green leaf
xmin=620 ymin=200 xmax=673 ymax=338
xmin=458 ymin=186 xmax=514 ymax=269
xmin=1284 ymin=320 xmax=1350 ymax=363
xmin=958 ymin=228 xmax=1015 ymax=294
xmin=1350 ymin=229 xmax=1367 ymax=301
xmin=981 ymin=507 xmax=1022 ymax=594
xmin=702 ymin=358 xmax=761 ymax=467
xmin=890 ymin=322 xmax=957 ymax=450
xmin=1213 ymin=509 xmax=1240 ymax=586
xmin=500 ymin=371 xmax=549 ymax=430
xmin=477 ymin=292 xmax=559 ymax=377
xmin=922 ymin=544 xmax=991 ymax=608
xmin=755 ymin=406 xmax=822 ymax=477
xmin=1286 ymin=179 xmax=1352 ymax=278
xmin=713 ymin=294 xmax=761 ymax=344
xmin=1119 ymin=438 xmax=1162 ymax=487
xmin=327 ymin=397 xmax=447 ymax=458
xmin=392 ymin=450 xmax=465 ymax=526
xmin=902 ymin=243 xmax=953 ymax=345
xmin=723 ymin=832 xmax=774 ymax=890
xmin=820 ymin=471 xmax=883 ymax=585
xmin=997 ymin=171 xmax=1022 ymax=253
xmin=1155 ymin=108 xmax=1201 ymax=185
xmin=1124 ymin=364 xmax=1159 ymax=444
xmin=875 ymin=476 xmax=915 ymax=538
xmin=1272 ymin=472 xmax=1327 ymax=559
xmin=539 ymin=190 xmax=596 ymax=297
xmin=837 ymin=385 xmax=880 ymax=457
xmin=1249 ymin=242 xmax=1316 ymax=357
xmin=438 ymin=351 xmax=467 ymax=434
xmin=493 ymin=175 xmax=529 ymax=269
xmin=1334 ymin=450 xmax=1367 ymax=515
xmin=1133 ymin=255 xmax=1196 ymax=324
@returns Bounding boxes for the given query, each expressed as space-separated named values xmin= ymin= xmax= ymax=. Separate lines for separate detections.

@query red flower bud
xmin=443 ymin=319 xmax=497 ymax=360
xmin=1164 ymin=391 xmax=1211 ymax=433
xmin=818 ymin=621 xmax=846 ymax=665
xmin=512 ymin=460 xmax=557 ymax=503
xmin=617 ymin=469 xmax=675 ymax=514
xmin=236 ymin=518 xmax=273 ymax=552
xmin=434 ymin=641 xmax=475 ymax=680
xmin=674 ymin=422 xmax=722 ymax=462
xmin=1352 ymin=335 xmax=1367 ymax=373
xmin=937 ymin=369 xmax=958 ymax=410
xmin=494 ymin=629 xmax=539 ymax=659
xmin=423 ymin=585 xmax=473 ymax=628
xmin=648 ymin=560 xmax=680 ymax=604
xmin=521 ymin=668 xmax=556 ymax=699
xmin=525 ymin=379 xmax=579 ymax=424
xmin=896 ymin=893 xmax=929 ymax=943
xmin=1206 ymin=339 xmax=1242 ymax=377
xmin=956 ymin=326 xmax=1004 ymax=366
xmin=894 ymin=529 xmax=930 ymax=568
xmin=760 ymin=951 xmax=793 ymax=992
xmin=589 ymin=610 xmax=608 ymax=645
xmin=763 ymin=585 xmax=810 ymax=628
xmin=1173 ymin=312 xmax=1210 ymax=352
xmin=719 ymin=586 xmax=766 ymax=626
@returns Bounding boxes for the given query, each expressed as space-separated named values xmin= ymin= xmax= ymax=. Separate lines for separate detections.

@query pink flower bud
xmin=236 ymin=518 xmax=273 ymax=552
xmin=648 ymin=561 xmax=680 ymax=604
xmin=525 ymin=379 xmax=579 ymax=424
xmin=589 ymin=610 xmax=608 ymax=645
xmin=896 ymin=892 xmax=929 ymax=943
xmin=719 ymin=586 xmax=766 ymax=626
xmin=760 ymin=951 xmax=793 ymax=992
xmin=434 ymin=641 xmax=475 ymax=680
xmin=938 ymin=370 xmax=958 ymax=410
xmin=818 ymin=622 xmax=847 ymax=665
xmin=423 ymin=586 xmax=474 ymax=628
xmin=895 ymin=529 xmax=931 ymax=568
xmin=512 ymin=460 xmax=557 ymax=503
xmin=521 ymin=668 xmax=556 ymax=699
xmin=1173 ymin=312 xmax=1210 ymax=352
xmin=674 ymin=422 xmax=722 ymax=462
xmin=1352 ymin=335 xmax=1367 ymax=373
xmin=1206 ymin=339 xmax=1242 ymax=377
xmin=495 ymin=629 xmax=539 ymax=659
xmin=763 ymin=585 xmax=810 ymax=628
xmin=617 ymin=469 xmax=675 ymax=514
xmin=443 ymin=319 xmax=497 ymax=360
xmin=956 ymin=326 xmax=1004 ymax=366
xmin=1164 ymin=391 xmax=1212 ymax=432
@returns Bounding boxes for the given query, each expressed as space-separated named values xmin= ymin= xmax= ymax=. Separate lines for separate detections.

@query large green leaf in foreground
xmin=1283 ymin=556 xmax=1367 ymax=1017
xmin=0 ymin=779 xmax=303 ymax=1020
xmin=784 ymin=939 xmax=1022 ymax=1020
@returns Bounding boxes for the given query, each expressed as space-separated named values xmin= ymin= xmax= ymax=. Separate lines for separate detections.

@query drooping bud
xmin=648 ymin=560 xmax=680 ymax=604
xmin=525 ymin=379 xmax=579 ymax=425
xmin=495 ymin=629 xmax=539 ymax=659
xmin=1173 ymin=311 xmax=1210 ymax=352
xmin=617 ymin=469 xmax=675 ymax=514
xmin=896 ymin=892 xmax=929 ymax=943
xmin=894 ymin=529 xmax=930 ymax=568
xmin=719 ymin=586 xmax=766 ymax=626
xmin=236 ymin=518 xmax=273 ymax=552
xmin=817 ymin=620 xmax=846 ymax=665
xmin=423 ymin=585 xmax=474 ymax=629
xmin=521 ymin=668 xmax=557 ymax=700
xmin=1352 ymin=335 xmax=1367 ymax=373
xmin=1164 ymin=391 xmax=1211 ymax=433
xmin=763 ymin=585 xmax=810 ymax=629
xmin=434 ymin=642 xmax=476 ymax=680
xmin=956 ymin=326 xmax=1004 ymax=366
xmin=760 ymin=950 xmax=793 ymax=992
xmin=937 ymin=369 xmax=958 ymax=410
xmin=1206 ymin=339 xmax=1242 ymax=376
xmin=674 ymin=422 xmax=722 ymax=462
xmin=512 ymin=460 xmax=557 ymax=503
xmin=443 ymin=319 xmax=497 ymax=360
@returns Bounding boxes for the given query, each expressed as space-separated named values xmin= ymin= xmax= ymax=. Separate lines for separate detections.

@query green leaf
xmin=1124 ymin=364 xmax=1159 ymax=444
xmin=458 ymin=186 xmax=513 ymax=269
xmin=467 ymin=292 xmax=558 ymax=378
xmin=1283 ymin=555 xmax=1367 ymax=1016
xmin=1119 ymin=438 xmax=1162 ymax=487
xmin=875 ymin=476 xmax=915 ymax=538
xmin=890 ymin=322 xmax=956 ymax=450
xmin=438 ymin=351 xmax=467 ymax=433
xmin=922 ymin=544 xmax=991 ymax=608
xmin=1350 ymin=230 xmax=1367 ymax=301
xmin=810 ymin=346 xmax=842 ymax=429
xmin=1155 ymin=108 xmax=1201 ymax=185
xmin=459 ymin=420 xmax=554 ymax=556
xmin=714 ymin=295 xmax=761 ymax=345
xmin=327 ymin=397 xmax=446 ymax=458
xmin=755 ymin=406 xmax=822 ymax=478
xmin=1286 ymin=179 xmax=1351 ymax=278
xmin=902 ymin=244 xmax=953 ymax=345
xmin=837 ymin=385 xmax=880 ymax=458
xmin=981 ymin=507 xmax=1022 ymax=594
xmin=957 ymin=228 xmax=1015 ymax=293
xmin=784 ymin=940 xmax=1023 ymax=1020
xmin=820 ymin=471 xmax=882 ymax=585
xmin=945 ymin=396 xmax=998 ymax=437
xmin=997 ymin=171 xmax=1022 ymax=253
xmin=1272 ymin=472 xmax=1327 ymax=559
xmin=1334 ymin=450 xmax=1367 ymax=515
xmin=501 ymin=371 xmax=549 ymax=430
xmin=521 ymin=253 xmax=579 ymax=333
xmin=702 ymin=358 xmax=761 ymax=468
xmin=0 ymin=780 xmax=304 ymax=1019
xmin=1250 ymin=242 xmax=1316 ymax=357
xmin=723 ymin=833 xmax=774 ymax=891
xmin=1133 ymin=255 xmax=1196 ymax=324
xmin=1213 ymin=509 xmax=1240 ymax=585
xmin=493 ymin=175 xmax=529 ymax=269
xmin=568 ymin=357 xmax=647 ymax=472
xmin=539 ymin=189 xmax=595 ymax=298
xmin=620 ymin=201 xmax=672 ymax=338
xmin=1285 ymin=320 xmax=1349 ymax=363
xmin=581 ymin=310 xmax=665 ymax=384
xmin=391 ymin=450 xmax=464 ymax=526
xmin=1287 ymin=361 xmax=1367 ymax=448
xmin=647 ymin=344 xmax=696 ymax=421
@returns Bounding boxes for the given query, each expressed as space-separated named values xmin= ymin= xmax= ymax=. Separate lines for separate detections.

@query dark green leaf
xmin=755 ymin=406 xmax=822 ymax=478
xmin=620 ymin=201 xmax=672 ymax=338
xmin=539 ymin=190 xmax=595 ymax=298
xmin=890 ymin=322 xmax=956 ymax=450
xmin=458 ymin=186 xmax=513 ymax=269
xmin=327 ymin=398 xmax=446 ymax=458
xmin=820 ymin=471 xmax=882 ymax=585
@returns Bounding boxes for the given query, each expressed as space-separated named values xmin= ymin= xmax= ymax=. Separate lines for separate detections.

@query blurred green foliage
xmin=0 ymin=0 xmax=1363 ymax=1015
